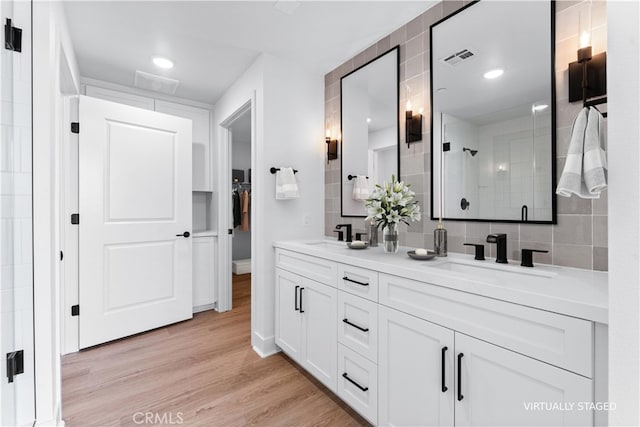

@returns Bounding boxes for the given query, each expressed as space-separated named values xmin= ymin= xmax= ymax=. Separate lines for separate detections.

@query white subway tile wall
xmin=325 ymin=0 xmax=608 ymax=271
xmin=0 ymin=1 xmax=35 ymax=423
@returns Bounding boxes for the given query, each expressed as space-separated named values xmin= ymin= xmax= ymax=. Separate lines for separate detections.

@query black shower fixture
xmin=463 ymin=147 xmax=478 ymax=157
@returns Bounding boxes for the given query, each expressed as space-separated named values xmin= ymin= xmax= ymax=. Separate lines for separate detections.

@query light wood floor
xmin=62 ymin=273 xmax=368 ymax=426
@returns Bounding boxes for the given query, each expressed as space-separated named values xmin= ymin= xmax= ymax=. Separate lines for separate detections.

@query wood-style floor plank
xmin=62 ymin=273 xmax=368 ymax=426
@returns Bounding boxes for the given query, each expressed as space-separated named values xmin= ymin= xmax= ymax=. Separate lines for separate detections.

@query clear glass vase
xmin=382 ymin=223 xmax=399 ymax=253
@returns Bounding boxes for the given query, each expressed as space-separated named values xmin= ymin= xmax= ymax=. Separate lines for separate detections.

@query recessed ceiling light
xmin=532 ymin=104 xmax=549 ymax=112
xmin=484 ymin=69 xmax=504 ymax=79
xmin=367 ymin=117 xmax=372 ymax=123
xmin=152 ymin=56 xmax=174 ymax=69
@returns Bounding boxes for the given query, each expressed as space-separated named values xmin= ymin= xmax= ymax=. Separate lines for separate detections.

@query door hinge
xmin=71 ymin=122 xmax=79 ymax=134
xmin=71 ymin=305 xmax=79 ymax=316
xmin=60 ymin=251 xmax=64 ymax=261
xmin=71 ymin=213 xmax=79 ymax=225
xmin=4 ymin=18 xmax=22 ymax=52
xmin=442 ymin=142 xmax=451 ymax=152
xmin=228 ymin=229 xmax=233 ymax=235
xmin=6 ymin=350 xmax=24 ymax=383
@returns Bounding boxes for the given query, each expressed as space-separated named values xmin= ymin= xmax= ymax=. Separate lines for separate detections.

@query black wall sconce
xmin=325 ymin=129 xmax=338 ymax=162
xmin=405 ymin=100 xmax=422 ymax=147
xmin=568 ymin=24 xmax=607 ymax=115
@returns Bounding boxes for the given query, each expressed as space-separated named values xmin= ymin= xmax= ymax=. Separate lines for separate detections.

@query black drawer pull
xmin=342 ymin=373 xmax=368 ymax=392
xmin=294 ymin=285 xmax=299 ymax=311
xmin=457 ymin=353 xmax=464 ymax=401
xmin=299 ymin=287 xmax=305 ymax=313
xmin=342 ymin=318 xmax=369 ymax=332
xmin=441 ymin=346 xmax=448 ymax=393
xmin=342 ymin=276 xmax=369 ymax=287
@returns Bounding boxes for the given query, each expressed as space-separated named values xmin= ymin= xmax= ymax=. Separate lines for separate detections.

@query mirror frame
xmin=340 ymin=45 xmax=401 ymax=218
xmin=429 ymin=0 xmax=557 ymax=224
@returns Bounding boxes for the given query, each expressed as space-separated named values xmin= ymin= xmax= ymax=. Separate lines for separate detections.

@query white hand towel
xmin=557 ymin=107 xmax=592 ymax=198
xmin=583 ymin=107 xmax=607 ymax=196
xmin=352 ymin=175 xmax=370 ymax=201
xmin=275 ymin=167 xmax=299 ymax=200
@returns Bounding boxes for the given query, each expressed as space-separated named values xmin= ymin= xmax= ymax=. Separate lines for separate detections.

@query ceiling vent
xmin=134 ymin=71 xmax=179 ymax=94
xmin=442 ymin=49 xmax=475 ymax=66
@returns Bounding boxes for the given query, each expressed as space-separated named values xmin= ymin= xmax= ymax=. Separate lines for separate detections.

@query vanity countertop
xmin=273 ymin=239 xmax=608 ymax=324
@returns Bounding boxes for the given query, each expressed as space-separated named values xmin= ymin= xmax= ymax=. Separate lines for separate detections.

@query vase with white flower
xmin=364 ymin=175 xmax=421 ymax=253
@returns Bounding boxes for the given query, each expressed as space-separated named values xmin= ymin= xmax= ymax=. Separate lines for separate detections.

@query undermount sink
xmin=304 ymin=240 xmax=346 ymax=247
xmin=430 ymin=258 xmax=557 ymax=280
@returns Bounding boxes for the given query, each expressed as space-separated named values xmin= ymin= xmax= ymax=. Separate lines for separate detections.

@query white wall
xmin=213 ymin=53 xmax=324 ymax=356
xmin=32 ymin=2 xmax=80 ymax=425
xmin=607 ymin=1 xmax=640 ymax=425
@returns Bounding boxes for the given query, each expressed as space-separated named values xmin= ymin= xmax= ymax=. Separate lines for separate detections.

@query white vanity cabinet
xmin=273 ymin=245 xmax=606 ymax=427
xmin=275 ymin=265 xmax=337 ymax=392
xmin=378 ymin=305 xmax=454 ymax=427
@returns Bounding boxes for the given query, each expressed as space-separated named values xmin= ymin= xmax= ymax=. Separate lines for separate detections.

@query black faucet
xmin=335 ymin=224 xmax=353 ymax=243
xmin=486 ymin=233 xmax=508 ymax=263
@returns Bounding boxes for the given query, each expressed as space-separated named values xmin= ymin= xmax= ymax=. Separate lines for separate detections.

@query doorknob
xmin=176 ymin=231 xmax=190 ymax=238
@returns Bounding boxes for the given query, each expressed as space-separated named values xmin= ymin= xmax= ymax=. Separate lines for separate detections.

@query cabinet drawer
xmin=338 ymin=264 xmax=378 ymax=301
xmin=338 ymin=291 xmax=378 ymax=363
xmin=379 ymin=273 xmax=593 ymax=377
xmin=276 ymin=249 xmax=337 ymax=287
xmin=337 ymin=344 xmax=378 ymax=425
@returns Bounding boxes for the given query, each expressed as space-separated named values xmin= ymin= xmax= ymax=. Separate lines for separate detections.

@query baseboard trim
xmin=34 ymin=418 xmax=65 ymax=427
xmin=192 ymin=303 xmax=216 ymax=314
xmin=251 ymin=331 xmax=279 ymax=358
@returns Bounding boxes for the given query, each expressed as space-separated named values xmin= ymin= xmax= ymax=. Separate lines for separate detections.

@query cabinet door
xmin=154 ymin=100 xmax=211 ymax=191
xmin=192 ymin=236 xmax=215 ymax=309
xmin=300 ymin=278 xmax=338 ymax=392
xmin=455 ymin=333 xmax=593 ymax=427
xmin=378 ymin=306 xmax=455 ymax=427
xmin=275 ymin=269 xmax=303 ymax=362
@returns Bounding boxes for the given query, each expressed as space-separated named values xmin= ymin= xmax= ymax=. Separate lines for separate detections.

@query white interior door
xmin=78 ymin=95 xmax=192 ymax=349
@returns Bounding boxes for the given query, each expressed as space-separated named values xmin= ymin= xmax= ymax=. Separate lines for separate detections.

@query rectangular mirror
xmin=341 ymin=46 xmax=400 ymax=217
xmin=430 ymin=1 xmax=556 ymax=223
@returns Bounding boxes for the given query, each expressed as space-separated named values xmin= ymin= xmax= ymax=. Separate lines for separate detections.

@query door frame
xmin=217 ymin=95 xmax=255 ymax=315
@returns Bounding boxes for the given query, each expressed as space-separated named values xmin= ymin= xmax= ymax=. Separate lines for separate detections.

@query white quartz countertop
xmin=273 ymin=239 xmax=608 ymax=324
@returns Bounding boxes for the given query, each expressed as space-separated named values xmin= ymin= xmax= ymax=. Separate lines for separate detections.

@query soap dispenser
xmin=368 ymin=218 xmax=378 ymax=247
xmin=434 ymin=219 xmax=447 ymax=257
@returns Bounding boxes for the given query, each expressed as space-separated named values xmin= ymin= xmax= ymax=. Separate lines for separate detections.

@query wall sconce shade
xmin=405 ymin=110 xmax=422 ymax=146
xmin=326 ymin=137 xmax=338 ymax=161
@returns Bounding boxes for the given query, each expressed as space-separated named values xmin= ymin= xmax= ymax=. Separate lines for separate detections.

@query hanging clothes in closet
xmin=240 ymin=189 xmax=250 ymax=231
xmin=232 ymin=188 xmax=241 ymax=228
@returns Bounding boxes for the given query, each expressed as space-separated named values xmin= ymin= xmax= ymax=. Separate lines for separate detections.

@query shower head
xmin=463 ymin=147 xmax=478 ymax=157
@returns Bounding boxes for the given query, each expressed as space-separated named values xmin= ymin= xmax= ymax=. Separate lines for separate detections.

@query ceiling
xmin=63 ymin=1 xmax=437 ymax=105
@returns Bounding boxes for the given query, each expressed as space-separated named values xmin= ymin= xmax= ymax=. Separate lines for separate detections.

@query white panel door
xmin=455 ymin=333 xmax=593 ymax=427
xmin=79 ymin=95 xmax=192 ymax=348
xmin=301 ymin=278 xmax=337 ymax=392
xmin=378 ymin=306 xmax=455 ymax=427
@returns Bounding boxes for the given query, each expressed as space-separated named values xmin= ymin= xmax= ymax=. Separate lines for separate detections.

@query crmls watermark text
xmin=133 ymin=412 xmax=184 ymax=425
xmin=523 ymin=402 xmax=616 ymax=412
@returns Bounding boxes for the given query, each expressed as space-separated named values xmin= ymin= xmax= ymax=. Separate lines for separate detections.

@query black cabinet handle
xmin=176 ymin=231 xmax=190 ymax=238
xmin=342 ymin=318 xmax=369 ymax=332
xmin=441 ymin=346 xmax=448 ymax=393
xmin=457 ymin=353 xmax=464 ymax=401
xmin=294 ymin=285 xmax=299 ymax=311
xmin=342 ymin=276 xmax=369 ymax=287
xmin=299 ymin=287 xmax=304 ymax=313
xmin=342 ymin=372 xmax=368 ymax=392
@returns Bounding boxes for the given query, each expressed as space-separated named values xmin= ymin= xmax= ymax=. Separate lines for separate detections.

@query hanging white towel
xmin=557 ymin=107 xmax=592 ymax=198
xmin=352 ymin=175 xmax=370 ymax=201
xmin=583 ymin=107 xmax=608 ymax=196
xmin=275 ymin=167 xmax=300 ymax=200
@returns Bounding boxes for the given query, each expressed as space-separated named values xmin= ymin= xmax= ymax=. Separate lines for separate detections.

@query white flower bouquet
xmin=364 ymin=175 xmax=421 ymax=230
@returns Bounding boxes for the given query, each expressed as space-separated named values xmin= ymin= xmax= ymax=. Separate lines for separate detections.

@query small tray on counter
xmin=407 ymin=250 xmax=436 ymax=260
